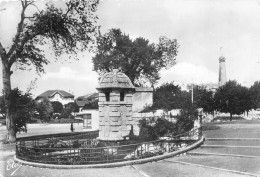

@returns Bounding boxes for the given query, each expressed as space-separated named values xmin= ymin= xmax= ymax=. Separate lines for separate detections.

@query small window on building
xmin=83 ymin=114 xmax=92 ymax=129
xmin=105 ymin=92 xmax=110 ymax=101
xmin=120 ymin=92 xmax=124 ymax=101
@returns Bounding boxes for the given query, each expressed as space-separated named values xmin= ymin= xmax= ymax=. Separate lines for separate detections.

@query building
xmin=35 ymin=90 xmax=74 ymax=105
xmin=75 ymin=93 xmax=98 ymax=111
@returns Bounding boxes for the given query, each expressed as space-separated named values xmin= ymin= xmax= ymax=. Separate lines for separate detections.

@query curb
xmin=14 ymin=136 xmax=205 ymax=169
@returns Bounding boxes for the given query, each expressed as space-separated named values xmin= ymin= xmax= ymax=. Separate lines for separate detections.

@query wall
xmin=77 ymin=109 xmax=99 ymax=131
xmin=98 ymin=90 xmax=134 ymax=141
xmin=132 ymin=87 xmax=153 ymax=112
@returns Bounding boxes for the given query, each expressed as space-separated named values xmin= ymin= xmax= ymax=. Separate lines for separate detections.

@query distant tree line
xmin=152 ymin=80 xmax=260 ymax=121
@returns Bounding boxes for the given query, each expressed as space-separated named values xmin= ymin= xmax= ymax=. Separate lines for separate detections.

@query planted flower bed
xmin=16 ymin=128 xmax=202 ymax=165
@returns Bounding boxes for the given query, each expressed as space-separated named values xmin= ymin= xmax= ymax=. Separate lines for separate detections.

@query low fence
xmin=16 ymin=128 xmax=202 ymax=165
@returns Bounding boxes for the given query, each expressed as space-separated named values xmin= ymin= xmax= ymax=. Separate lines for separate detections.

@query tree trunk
xmin=230 ymin=113 xmax=233 ymax=121
xmin=2 ymin=59 xmax=16 ymax=143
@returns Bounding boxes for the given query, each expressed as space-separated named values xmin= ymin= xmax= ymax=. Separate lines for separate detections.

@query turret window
xmin=120 ymin=92 xmax=124 ymax=101
xmin=105 ymin=92 xmax=110 ymax=101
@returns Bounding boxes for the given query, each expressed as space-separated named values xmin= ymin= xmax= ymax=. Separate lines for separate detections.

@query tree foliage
xmin=36 ymin=97 xmax=53 ymax=122
xmin=152 ymin=82 xmax=181 ymax=110
xmin=0 ymin=88 xmax=35 ymax=133
xmin=51 ymin=101 xmax=63 ymax=113
xmin=61 ymin=102 xmax=79 ymax=118
xmin=82 ymin=99 xmax=98 ymax=110
xmin=138 ymin=118 xmax=176 ymax=141
xmin=175 ymin=105 xmax=198 ymax=133
xmin=249 ymin=81 xmax=260 ymax=110
xmin=214 ymin=80 xmax=252 ymax=121
xmin=92 ymin=28 xmax=179 ymax=86
xmin=152 ymin=82 xmax=192 ymax=110
xmin=193 ymin=85 xmax=215 ymax=114
xmin=0 ymin=0 xmax=99 ymax=142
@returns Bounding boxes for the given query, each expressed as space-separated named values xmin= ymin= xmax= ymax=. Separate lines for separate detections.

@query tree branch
xmin=0 ymin=42 xmax=7 ymax=60
xmin=8 ymin=32 xmax=38 ymax=68
xmin=6 ymin=0 xmax=28 ymax=60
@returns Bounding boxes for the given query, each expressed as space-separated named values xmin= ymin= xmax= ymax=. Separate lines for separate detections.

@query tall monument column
xmin=218 ymin=51 xmax=227 ymax=87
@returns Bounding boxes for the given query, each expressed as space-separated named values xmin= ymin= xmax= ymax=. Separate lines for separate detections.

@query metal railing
xmin=16 ymin=128 xmax=202 ymax=165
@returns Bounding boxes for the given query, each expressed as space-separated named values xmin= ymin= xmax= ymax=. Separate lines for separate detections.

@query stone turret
xmin=96 ymin=69 xmax=135 ymax=141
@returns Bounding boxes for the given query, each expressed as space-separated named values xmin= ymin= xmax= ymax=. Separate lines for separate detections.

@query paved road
xmin=1 ymin=121 xmax=260 ymax=177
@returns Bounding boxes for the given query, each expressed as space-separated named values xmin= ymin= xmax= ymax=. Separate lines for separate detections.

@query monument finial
xmin=220 ymin=47 xmax=224 ymax=57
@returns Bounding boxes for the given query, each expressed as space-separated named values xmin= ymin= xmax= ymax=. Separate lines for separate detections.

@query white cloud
xmin=159 ymin=62 xmax=218 ymax=87
xmin=42 ymin=66 xmax=97 ymax=82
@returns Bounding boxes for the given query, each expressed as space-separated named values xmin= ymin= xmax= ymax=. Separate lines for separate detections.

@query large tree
xmin=152 ymin=82 xmax=182 ymax=110
xmin=92 ymin=28 xmax=179 ymax=86
xmin=214 ymin=80 xmax=252 ymax=121
xmin=0 ymin=0 xmax=99 ymax=142
xmin=152 ymin=82 xmax=192 ymax=111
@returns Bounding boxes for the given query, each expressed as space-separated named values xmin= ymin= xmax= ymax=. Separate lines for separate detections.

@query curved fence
xmin=16 ymin=128 xmax=202 ymax=165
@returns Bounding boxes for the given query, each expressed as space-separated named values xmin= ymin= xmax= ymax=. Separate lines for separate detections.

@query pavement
xmin=1 ymin=121 xmax=260 ymax=177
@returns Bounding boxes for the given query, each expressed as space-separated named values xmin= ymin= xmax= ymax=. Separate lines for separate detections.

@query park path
xmin=162 ymin=122 xmax=260 ymax=177
xmin=1 ymin=121 xmax=260 ymax=177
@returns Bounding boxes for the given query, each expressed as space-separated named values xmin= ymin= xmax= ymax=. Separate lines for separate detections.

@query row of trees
xmin=152 ymin=80 xmax=260 ymax=121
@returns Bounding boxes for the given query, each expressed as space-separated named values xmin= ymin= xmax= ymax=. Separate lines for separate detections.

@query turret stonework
xmin=97 ymin=69 xmax=135 ymax=141
xmin=218 ymin=55 xmax=227 ymax=87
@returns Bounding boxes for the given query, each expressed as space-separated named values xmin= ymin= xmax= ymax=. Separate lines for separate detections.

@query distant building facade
xmin=35 ymin=90 xmax=74 ymax=105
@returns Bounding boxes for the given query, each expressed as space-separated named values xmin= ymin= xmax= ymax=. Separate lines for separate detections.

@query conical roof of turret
xmin=97 ymin=69 xmax=135 ymax=90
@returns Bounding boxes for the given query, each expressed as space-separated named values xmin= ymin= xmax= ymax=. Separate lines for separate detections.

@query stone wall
xmin=98 ymin=91 xmax=135 ymax=141
xmin=132 ymin=87 xmax=153 ymax=112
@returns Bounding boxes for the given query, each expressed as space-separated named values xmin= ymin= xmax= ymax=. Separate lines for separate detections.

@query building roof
xmin=135 ymin=87 xmax=153 ymax=92
xmin=75 ymin=93 xmax=98 ymax=107
xmin=97 ymin=69 xmax=135 ymax=90
xmin=36 ymin=90 xmax=74 ymax=99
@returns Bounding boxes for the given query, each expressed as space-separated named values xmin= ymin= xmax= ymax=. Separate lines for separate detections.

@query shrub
xmin=137 ymin=118 xmax=176 ymax=141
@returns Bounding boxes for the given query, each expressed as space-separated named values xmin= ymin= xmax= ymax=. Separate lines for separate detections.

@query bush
xmin=175 ymin=106 xmax=198 ymax=133
xmin=137 ymin=118 xmax=176 ymax=141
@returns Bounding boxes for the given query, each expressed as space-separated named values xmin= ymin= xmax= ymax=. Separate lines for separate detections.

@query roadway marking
xmin=201 ymin=145 xmax=260 ymax=148
xmin=131 ymin=165 xmax=150 ymax=177
xmin=10 ymin=165 xmax=22 ymax=176
xmin=188 ymin=152 xmax=260 ymax=158
xmin=206 ymin=138 xmax=260 ymax=141
xmin=162 ymin=159 xmax=259 ymax=177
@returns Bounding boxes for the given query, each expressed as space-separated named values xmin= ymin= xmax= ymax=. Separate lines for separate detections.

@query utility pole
xmin=187 ymin=82 xmax=194 ymax=104
xmin=191 ymin=83 xmax=193 ymax=104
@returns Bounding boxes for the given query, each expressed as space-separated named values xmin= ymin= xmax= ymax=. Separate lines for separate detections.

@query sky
xmin=1 ymin=0 xmax=260 ymax=98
